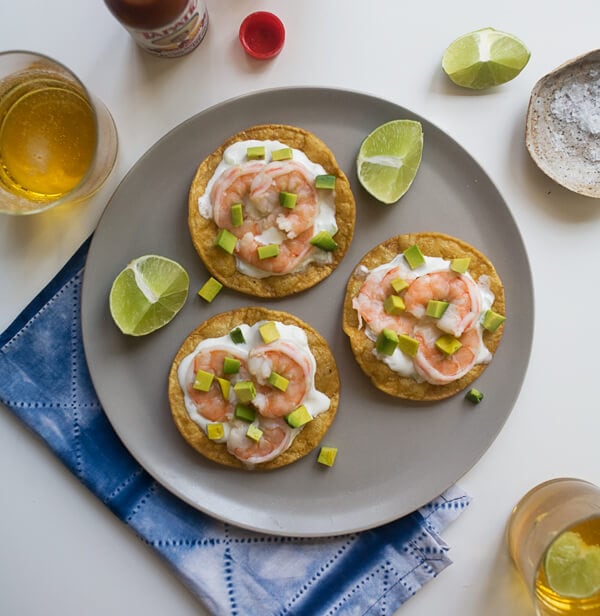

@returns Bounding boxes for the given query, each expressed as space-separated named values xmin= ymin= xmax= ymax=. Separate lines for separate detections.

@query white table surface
xmin=1 ymin=1 xmax=599 ymax=614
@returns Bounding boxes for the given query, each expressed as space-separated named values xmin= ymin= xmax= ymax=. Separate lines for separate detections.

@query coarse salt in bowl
xmin=526 ymin=49 xmax=600 ymax=198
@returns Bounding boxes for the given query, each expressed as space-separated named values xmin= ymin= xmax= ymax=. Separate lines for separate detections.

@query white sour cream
xmin=177 ymin=321 xmax=331 ymax=446
xmin=356 ymin=255 xmax=496 ymax=380
xmin=197 ymin=140 xmax=338 ymax=278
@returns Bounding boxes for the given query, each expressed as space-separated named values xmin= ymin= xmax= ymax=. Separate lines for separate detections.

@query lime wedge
xmin=544 ymin=530 xmax=600 ymax=599
xmin=356 ymin=119 xmax=423 ymax=204
xmin=109 ymin=255 xmax=189 ymax=336
xmin=442 ymin=27 xmax=530 ymax=89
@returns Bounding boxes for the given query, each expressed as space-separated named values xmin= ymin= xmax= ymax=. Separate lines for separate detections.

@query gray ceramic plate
xmin=82 ymin=87 xmax=533 ymax=537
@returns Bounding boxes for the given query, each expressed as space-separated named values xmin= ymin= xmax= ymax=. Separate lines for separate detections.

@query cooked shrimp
xmin=247 ymin=340 xmax=312 ymax=417
xmin=227 ymin=417 xmax=293 ymax=465
xmin=352 ymin=264 xmax=417 ymax=335
xmin=403 ymin=271 xmax=481 ymax=337
xmin=237 ymin=227 xmax=314 ymax=275
xmin=211 ymin=161 xmax=268 ymax=236
xmin=185 ymin=349 xmax=248 ymax=422
xmin=413 ymin=325 xmax=484 ymax=385
xmin=250 ymin=161 xmax=319 ymax=238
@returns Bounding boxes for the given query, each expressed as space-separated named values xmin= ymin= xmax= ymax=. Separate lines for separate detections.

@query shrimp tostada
xmin=168 ymin=307 xmax=339 ymax=470
xmin=188 ymin=124 xmax=356 ymax=298
xmin=342 ymin=232 xmax=506 ymax=401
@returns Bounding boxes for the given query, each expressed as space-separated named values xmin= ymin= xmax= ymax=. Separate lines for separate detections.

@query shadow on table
xmin=477 ymin=529 xmax=536 ymax=616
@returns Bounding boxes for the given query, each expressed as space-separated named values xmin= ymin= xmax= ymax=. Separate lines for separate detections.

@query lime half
xmin=442 ymin=27 xmax=530 ymax=90
xmin=544 ymin=530 xmax=600 ymax=599
xmin=356 ymin=119 xmax=423 ymax=204
xmin=109 ymin=255 xmax=189 ymax=336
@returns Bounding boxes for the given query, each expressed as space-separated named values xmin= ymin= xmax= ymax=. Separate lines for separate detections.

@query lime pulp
xmin=109 ymin=255 xmax=189 ymax=336
xmin=544 ymin=530 xmax=600 ymax=599
xmin=356 ymin=119 xmax=423 ymax=204
xmin=442 ymin=27 xmax=530 ymax=90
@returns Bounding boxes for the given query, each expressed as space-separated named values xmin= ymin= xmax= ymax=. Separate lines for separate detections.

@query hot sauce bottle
xmin=104 ymin=0 xmax=209 ymax=57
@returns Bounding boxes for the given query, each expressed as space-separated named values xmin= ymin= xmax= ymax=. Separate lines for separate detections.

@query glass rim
xmin=0 ymin=49 xmax=116 ymax=215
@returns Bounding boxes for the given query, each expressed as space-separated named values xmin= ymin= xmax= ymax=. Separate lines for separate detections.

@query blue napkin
xmin=0 ymin=238 xmax=470 ymax=616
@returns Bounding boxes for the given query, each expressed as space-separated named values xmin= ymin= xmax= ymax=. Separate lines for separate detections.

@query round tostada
xmin=168 ymin=307 xmax=339 ymax=470
xmin=188 ymin=124 xmax=356 ymax=298
xmin=342 ymin=232 xmax=506 ymax=401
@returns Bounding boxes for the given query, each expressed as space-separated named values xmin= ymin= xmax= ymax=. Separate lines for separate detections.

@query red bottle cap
xmin=239 ymin=11 xmax=285 ymax=60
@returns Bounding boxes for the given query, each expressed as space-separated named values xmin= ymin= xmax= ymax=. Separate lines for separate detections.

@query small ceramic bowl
xmin=526 ymin=49 xmax=600 ymax=198
xmin=239 ymin=12 xmax=285 ymax=60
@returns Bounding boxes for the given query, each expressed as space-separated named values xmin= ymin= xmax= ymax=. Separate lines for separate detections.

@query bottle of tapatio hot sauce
xmin=104 ymin=0 xmax=209 ymax=58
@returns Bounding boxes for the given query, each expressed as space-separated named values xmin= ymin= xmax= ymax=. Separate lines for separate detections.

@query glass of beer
xmin=507 ymin=478 xmax=600 ymax=615
xmin=0 ymin=51 xmax=118 ymax=215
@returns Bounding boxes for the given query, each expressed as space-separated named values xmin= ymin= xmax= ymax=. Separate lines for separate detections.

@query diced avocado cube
xmin=231 ymin=202 xmax=244 ymax=227
xmin=197 ymin=277 xmax=223 ymax=302
xmin=247 ymin=145 xmax=265 ymax=160
xmin=223 ymin=356 xmax=241 ymax=374
xmin=246 ymin=424 xmax=263 ymax=442
xmin=315 ymin=174 xmax=336 ymax=190
xmin=259 ymin=321 xmax=280 ymax=343
xmin=206 ymin=423 xmax=225 ymax=440
xmin=397 ymin=333 xmax=419 ymax=357
xmin=376 ymin=328 xmax=399 ymax=356
xmin=435 ymin=334 xmax=462 ymax=355
xmin=403 ymin=244 xmax=426 ymax=269
xmin=309 ymin=230 xmax=338 ymax=251
xmin=234 ymin=404 xmax=255 ymax=422
xmin=257 ymin=243 xmax=280 ymax=260
xmin=271 ymin=147 xmax=293 ymax=161
xmin=233 ymin=380 xmax=256 ymax=403
xmin=285 ymin=405 xmax=313 ymax=428
xmin=279 ymin=191 xmax=297 ymax=209
xmin=482 ymin=309 xmax=506 ymax=332
xmin=268 ymin=371 xmax=289 ymax=392
xmin=383 ymin=294 xmax=406 ymax=315
xmin=317 ymin=446 xmax=338 ymax=467
xmin=450 ymin=257 xmax=470 ymax=274
xmin=216 ymin=377 xmax=230 ymax=400
xmin=230 ymin=327 xmax=246 ymax=344
xmin=426 ymin=300 xmax=449 ymax=318
xmin=465 ymin=388 xmax=484 ymax=404
xmin=390 ymin=277 xmax=409 ymax=293
xmin=193 ymin=369 xmax=214 ymax=392
xmin=215 ymin=228 xmax=237 ymax=254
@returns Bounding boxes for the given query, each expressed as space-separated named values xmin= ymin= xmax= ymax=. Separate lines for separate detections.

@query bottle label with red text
xmin=127 ymin=0 xmax=208 ymax=57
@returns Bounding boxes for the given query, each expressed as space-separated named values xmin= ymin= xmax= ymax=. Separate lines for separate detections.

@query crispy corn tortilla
xmin=342 ymin=232 xmax=506 ymax=401
xmin=168 ymin=307 xmax=340 ymax=470
xmin=188 ymin=124 xmax=356 ymax=298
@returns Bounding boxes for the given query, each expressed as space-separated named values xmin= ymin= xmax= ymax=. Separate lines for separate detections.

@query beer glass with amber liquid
xmin=507 ymin=478 xmax=600 ymax=614
xmin=0 ymin=51 xmax=118 ymax=215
